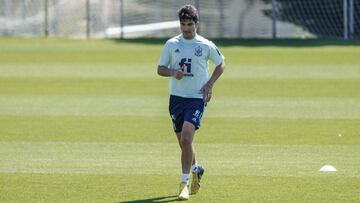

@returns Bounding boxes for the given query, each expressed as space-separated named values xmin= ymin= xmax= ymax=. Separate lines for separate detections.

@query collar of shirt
xmin=181 ymin=34 xmax=198 ymax=44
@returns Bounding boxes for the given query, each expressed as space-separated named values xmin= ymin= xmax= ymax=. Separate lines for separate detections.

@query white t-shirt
xmin=158 ymin=34 xmax=224 ymax=99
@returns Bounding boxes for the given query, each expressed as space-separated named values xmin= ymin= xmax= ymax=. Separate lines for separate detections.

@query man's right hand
xmin=172 ymin=65 xmax=185 ymax=80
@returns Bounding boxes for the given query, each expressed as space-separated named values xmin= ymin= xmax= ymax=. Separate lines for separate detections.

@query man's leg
xmin=177 ymin=121 xmax=195 ymax=200
xmin=176 ymin=133 xmax=196 ymax=166
xmin=180 ymin=121 xmax=196 ymax=175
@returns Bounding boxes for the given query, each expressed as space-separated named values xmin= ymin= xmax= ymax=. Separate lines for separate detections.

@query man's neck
xmin=182 ymin=34 xmax=196 ymax=40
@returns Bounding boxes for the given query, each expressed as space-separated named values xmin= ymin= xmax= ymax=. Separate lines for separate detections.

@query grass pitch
xmin=0 ymin=37 xmax=360 ymax=202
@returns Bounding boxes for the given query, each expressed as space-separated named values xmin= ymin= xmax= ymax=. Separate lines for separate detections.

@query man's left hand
xmin=201 ymin=82 xmax=213 ymax=102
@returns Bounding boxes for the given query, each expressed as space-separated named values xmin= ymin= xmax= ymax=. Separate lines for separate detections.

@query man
xmin=157 ymin=4 xmax=225 ymax=201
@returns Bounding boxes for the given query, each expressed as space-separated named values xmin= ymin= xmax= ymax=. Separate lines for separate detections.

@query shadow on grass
xmin=110 ymin=38 xmax=360 ymax=47
xmin=119 ymin=195 xmax=179 ymax=203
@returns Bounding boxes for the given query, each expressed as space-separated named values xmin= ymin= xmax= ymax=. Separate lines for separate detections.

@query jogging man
xmin=157 ymin=4 xmax=225 ymax=200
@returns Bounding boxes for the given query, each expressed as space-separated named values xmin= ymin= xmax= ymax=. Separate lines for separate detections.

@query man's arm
xmin=157 ymin=65 xmax=185 ymax=80
xmin=201 ymin=62 xmax=225 ymax=102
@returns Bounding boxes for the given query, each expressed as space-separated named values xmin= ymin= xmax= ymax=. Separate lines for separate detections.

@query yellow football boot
xmin=190 ymin=166 xmax=204 ymax=195
xmin=178 ymin=182 xmax=190 ymax=200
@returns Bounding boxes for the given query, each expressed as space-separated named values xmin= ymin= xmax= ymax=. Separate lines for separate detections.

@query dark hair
xmin=178 ymin=5 xmax=199 ymax=23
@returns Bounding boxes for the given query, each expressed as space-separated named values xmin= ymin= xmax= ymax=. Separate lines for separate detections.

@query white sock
xmin=181 ymin=173 xmax=190 ymax=184
xmin=191 ymin=163 xmax=198 ymax=173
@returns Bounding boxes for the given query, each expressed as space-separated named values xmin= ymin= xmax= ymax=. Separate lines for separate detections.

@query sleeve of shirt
xmin=208 ymin=41 xmax=225 ymax=66
xmin=158 ymin=41 xmax=171 ymax=67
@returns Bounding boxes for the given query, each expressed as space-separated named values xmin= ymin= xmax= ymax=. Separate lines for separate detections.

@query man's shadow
xmin=119 ymin=195 xmax=179 ymax=203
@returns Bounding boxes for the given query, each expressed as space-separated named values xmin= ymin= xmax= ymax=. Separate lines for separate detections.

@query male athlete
xmin=157 ymin=4 xmax=225 ymax=200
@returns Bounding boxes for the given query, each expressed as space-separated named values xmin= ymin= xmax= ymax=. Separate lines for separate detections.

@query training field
xmin=0 ymin=37 xmax=360 ymax=202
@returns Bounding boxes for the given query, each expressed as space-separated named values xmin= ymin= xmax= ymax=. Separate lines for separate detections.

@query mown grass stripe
xmin=0 ymin=141 xmax=359 ymax=178
xmin=1 ymin=64 xmax=359 ymax=79
xmin=0 ymin=96 xmax=359 ymax=118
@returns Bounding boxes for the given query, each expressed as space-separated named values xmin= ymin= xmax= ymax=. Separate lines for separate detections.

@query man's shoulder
xmin=195 ymin=35 xmax=216 ymax=47
xmin=195 ymin=35 xmax=209 ymax=42
xmin=166 ymin=35 xmax=182 ymax=45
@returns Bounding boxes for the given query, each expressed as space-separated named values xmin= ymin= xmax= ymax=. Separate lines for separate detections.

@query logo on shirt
xmin=175 ymin=48 xmax=180 ymax=53
xmin=179 ymin=58 xmax=194 ymax=77
xmin=194 ymin=46 xmax=202 ymax=57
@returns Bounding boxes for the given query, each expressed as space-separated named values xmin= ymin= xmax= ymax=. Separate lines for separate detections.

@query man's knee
xmin=180 ymin=135 xmax=192 ymax=146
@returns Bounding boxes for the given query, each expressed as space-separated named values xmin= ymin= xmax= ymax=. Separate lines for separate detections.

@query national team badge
xmin=194 ymin=46 xmax=202 ymax=56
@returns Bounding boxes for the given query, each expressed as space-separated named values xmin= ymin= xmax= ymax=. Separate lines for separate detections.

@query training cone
xmin=319 ymin=165 xmax=337 ymax=172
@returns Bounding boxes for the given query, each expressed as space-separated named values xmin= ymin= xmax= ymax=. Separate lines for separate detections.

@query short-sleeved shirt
xmin=158 ymin=34 xmax=224 ymax=99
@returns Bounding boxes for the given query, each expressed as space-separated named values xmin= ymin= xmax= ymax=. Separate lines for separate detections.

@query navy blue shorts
xmin=169 ymin=95 xmax=206 ymax=133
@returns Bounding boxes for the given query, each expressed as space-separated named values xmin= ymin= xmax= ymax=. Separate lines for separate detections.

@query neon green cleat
xmin=190 ymin=166 xmax=205 ymax=195
xmin=178 ymin=182 xmax=190 ymax=200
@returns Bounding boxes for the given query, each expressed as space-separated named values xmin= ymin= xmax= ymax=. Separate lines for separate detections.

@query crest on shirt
xmin=175 ymin=48 xmax=180 ymax=53
xmin=194 ymin=46 xmax=202 ymax=57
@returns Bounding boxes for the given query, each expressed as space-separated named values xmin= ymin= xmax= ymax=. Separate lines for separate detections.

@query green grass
xmin=0 ymin=37 xmax=360 ymax=202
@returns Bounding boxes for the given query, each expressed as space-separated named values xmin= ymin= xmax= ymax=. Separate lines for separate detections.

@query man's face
xmin=180 ymin=19 xmax=198 ymax=39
